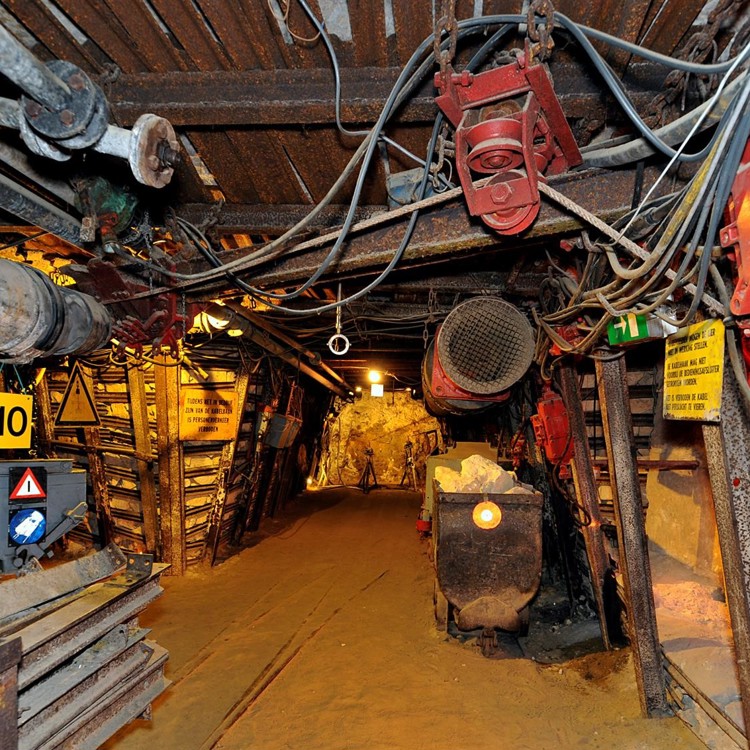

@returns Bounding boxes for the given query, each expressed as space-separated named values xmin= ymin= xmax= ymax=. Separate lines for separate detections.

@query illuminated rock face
xmin=326 ymin=391 xmax=442 ymax=487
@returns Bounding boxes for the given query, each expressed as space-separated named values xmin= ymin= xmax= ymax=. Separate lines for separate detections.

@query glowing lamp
xmin=472 ymin=500 xmax=502 ymax=530
xmin=367 ymin=370 xmax=382 ymax=384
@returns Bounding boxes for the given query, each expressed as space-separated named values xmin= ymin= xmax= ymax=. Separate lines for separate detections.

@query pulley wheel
xmin=481 ymin=171 xmax=539 ymax=234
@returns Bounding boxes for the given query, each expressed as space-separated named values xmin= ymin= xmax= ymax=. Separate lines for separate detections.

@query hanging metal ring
xmin=327 ymin=333 xmax=350 ymax=356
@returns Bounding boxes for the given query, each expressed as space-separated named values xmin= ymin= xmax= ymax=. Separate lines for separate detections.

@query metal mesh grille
xmin=436 ymin=297 xmax=534 ymax=394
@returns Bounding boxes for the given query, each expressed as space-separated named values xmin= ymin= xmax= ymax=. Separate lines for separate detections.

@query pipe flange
xmin=327 ymin=333 xmax=350 ymax=356
xmin=129 ymin=114 xmax=180 ymax=188
xmin=22 ymin=61 xmax=100 ymax=140
xmin=55 ymin=94 xmax=109 ymax=149
xmin=18 ymin=115 xmax=70 ymax=161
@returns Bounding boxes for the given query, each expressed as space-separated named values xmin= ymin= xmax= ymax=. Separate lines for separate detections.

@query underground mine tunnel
xmin=0 ymin=1 xmax=750 ymax=748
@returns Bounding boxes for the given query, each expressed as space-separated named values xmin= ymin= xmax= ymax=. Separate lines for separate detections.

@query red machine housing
xmin=720 ymin=138 xmax=750 ymax=375
xmin=530 ymin=385 xmax=573 ymax=466
xmin=434 ymin=47 xmax=581 ymax=234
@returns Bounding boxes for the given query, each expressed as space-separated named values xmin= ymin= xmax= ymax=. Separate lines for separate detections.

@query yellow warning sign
xmin=0 ymin=392 xmax=33 ymax=449
xmin=55 ymin=362 xmax=100 ymax=427
xmin=664 ymin=319 xmax=724 ymax=422
xmin=179 ymin=388 xmax=238 ymax=441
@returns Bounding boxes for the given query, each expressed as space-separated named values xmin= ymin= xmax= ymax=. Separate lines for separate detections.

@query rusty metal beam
xmin=242 ymin=166 xmax=669 ymax=289
xmin=180 ymin=203 xmax=387 ymax=237
xmin=126 ymin=365 xmax=159 ymax=557
xmin=702 ymin=359 xmax=750 ymax=740
xmin=154 ymin=354 xmax=186 ymax=575
xmin=560 ymin=365 xmax=612 ymax=650
xmin=106 ymin=62 xmax=666 ymax=127
xmin=0 ymin=637 xmax=21 ymax=750
xmin=596 ymin=356 xmax=670 ymax=718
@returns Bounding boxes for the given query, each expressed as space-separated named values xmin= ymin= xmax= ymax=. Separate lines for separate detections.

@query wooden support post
xmin=560 ymin=365 xmax=612 ymax=650
xmin=702 ymin=357 xmax=750 ymax=741
xmin=33 ymin=370 xmax=57 ymax=458
xmin=154 ymin=353 xmax=185 ymax=575
xmin=596 ymin=357 xmax=670 ymax=717
xmin=79 ymin=365 xmax=114 ymax=545
xmin=203 ymin=366 xmax=251 ymax=566
xmin=126 ymin=365 xmax=159 ymax=556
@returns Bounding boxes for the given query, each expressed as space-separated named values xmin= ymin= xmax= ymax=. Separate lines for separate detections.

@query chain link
xmin=646 ymin=0 xmax=744 ymax=127
xmin=526 ymin=0 xmax=556 ymax=63
xmin=434 ymin=0 xmax=458 ymax=80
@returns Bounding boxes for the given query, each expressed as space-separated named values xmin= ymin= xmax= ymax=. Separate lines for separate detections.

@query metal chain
xmin=434 ymin=0 xmax=458 ymax=80
xmin=646 ymin=0 xmax=744 ymax=127
xmin=430 ymin=123 xmax=455 ymax=189
xmin=526 ymin=0 xmax=556 ymax=63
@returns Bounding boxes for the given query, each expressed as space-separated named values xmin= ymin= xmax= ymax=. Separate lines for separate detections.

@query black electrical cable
xmin=108 ymin=12 xmax=750 ymax=309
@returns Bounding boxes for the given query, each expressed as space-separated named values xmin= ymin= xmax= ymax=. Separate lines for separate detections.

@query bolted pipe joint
xmin=0 ymin=259 xmax=111 ymax=363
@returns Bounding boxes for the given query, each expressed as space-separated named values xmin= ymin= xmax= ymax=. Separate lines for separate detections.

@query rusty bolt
xmin=25 ymin=101 xmax=42 ymax=118
xmin=147 ymin=155 xmax=160 ymax=170
xmin=490 ymin=182 xmax=513 ymax=205
xmin=59 ymin=109 xmax=76 ymax=127
xmin=68 ymin=72 xmax=86 ymax=91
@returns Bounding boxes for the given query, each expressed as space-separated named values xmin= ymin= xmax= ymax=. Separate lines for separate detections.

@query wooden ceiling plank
xmin=638 ymin=0 xmax=707 ymax=56
xmin=53 ymin=0 xmax=150 ymax=73
xmin=188 ymin=130 xmax=261 ymax=205
xmin=283 ymin=0 xmax=338 ymax=69
xmin=235 ymin=0 xmax=294 ymax=69
xmin=103 ymin=0 xmax=191 ymax=72
xmin=347 ymin=0 xmax=388 ymax=67
xmin=149 ymin=0 xmax=234 ymax=71
xmin=275 ymin=127 xmax=354 ymax=204
xmin=191 ymin=0 xmax=262 ymax=70
xmin=227 ymin=129 xmax=308 ymax=205
xmin=392 ymin=2 xmax=433 ymax=66
xmin=585 ymin=0 xmax=656 ymax=74
xmin=1 ymin=0 xmax=108 ymax=72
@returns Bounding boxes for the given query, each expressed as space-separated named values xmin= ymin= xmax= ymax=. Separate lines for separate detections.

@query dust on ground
xmin=103 ymin=488 xmax=706 ymax=750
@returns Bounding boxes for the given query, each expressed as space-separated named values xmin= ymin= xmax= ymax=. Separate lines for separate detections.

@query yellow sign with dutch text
xmin=179 ymin=388 xmax=238 ymax=441
xmin=664 ymin=319 xmax=724 ymax=422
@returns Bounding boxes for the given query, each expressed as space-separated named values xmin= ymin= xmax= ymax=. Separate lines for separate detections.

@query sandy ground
xmin=103 ymin=487 xmax=705 ymax=750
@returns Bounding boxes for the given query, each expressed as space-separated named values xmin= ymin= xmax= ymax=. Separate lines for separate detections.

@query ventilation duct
xmin=422 ymin=297 xmax=534 ymax=416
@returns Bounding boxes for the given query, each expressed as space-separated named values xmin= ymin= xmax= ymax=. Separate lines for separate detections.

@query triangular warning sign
xmin=10 ymin=467 xmax=46 ymax=499
xmin=55 ymin=362 xmax=100 ymax=426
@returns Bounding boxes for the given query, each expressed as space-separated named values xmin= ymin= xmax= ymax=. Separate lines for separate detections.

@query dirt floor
xmin=103 ymin=487 xmax=706 ymax=750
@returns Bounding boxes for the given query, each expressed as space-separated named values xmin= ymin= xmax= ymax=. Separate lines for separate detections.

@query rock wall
xmin=325 ymin=391 xmax=442 ymax=487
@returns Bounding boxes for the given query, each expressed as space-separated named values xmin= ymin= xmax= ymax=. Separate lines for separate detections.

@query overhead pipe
xmin=0 ymin=24 xmax=70 ymax=110
xmin=0 ymin=259 xmax=111 ymax=363
xmin=203 ymin=304 xmax=352 ymax=399
xmin=224 ymin=301 xmax=354 ymax=394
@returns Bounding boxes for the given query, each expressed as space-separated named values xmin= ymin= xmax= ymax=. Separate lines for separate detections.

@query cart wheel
xmin=434 ymin=580 xmax=449 ymax=631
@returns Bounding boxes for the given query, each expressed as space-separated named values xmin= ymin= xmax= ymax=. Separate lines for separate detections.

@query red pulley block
xmin=435 ymin=45 xmax=581 ymax=234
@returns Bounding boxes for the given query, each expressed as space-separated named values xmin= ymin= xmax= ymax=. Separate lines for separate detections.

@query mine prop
xmin=434 ymin=43 xmax=581 ymax=234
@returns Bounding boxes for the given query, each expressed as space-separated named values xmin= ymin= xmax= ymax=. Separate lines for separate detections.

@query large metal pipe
xmin=0 ymin=259 xmax=111 ymax=363
xmin=0 ymin=25 xmax=70 ymax=110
